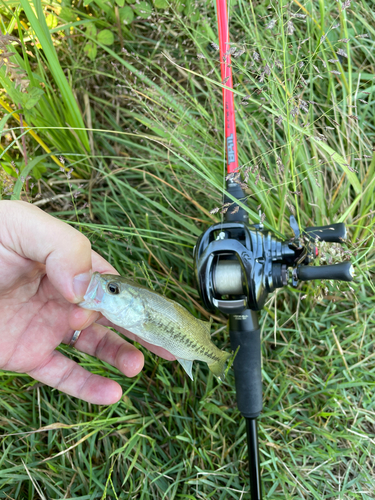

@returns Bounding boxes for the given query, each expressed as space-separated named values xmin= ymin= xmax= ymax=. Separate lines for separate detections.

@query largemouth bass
xmin=79 ymin=272 xmax=230 ymax=380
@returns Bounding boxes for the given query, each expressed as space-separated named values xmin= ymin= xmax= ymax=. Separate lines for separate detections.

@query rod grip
xmin=297 ymin=261 xmax=354 ymax=282
xmin=303 ymin=223 xmax=347 ymax=242
xmin=229 ymin=310 xmax=262 ymax=419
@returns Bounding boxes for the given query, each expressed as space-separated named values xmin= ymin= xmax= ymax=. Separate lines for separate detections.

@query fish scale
xmin=79 ymin=272 xmax=230 ymax=380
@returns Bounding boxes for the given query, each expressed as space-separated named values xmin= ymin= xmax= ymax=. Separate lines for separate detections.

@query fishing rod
xmin=193 ymin=0 xmax=354 ymax=497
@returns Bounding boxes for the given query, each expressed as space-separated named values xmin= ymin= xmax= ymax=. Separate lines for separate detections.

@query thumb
xmin=0 ymin=200 xmax=92 ymax=303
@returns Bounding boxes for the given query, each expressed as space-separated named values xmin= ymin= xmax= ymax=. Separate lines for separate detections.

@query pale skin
xmin=0 ymin=200 xmax=175 ymax=405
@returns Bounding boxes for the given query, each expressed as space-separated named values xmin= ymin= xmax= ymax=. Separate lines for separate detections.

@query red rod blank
xmin=216 ymin=0 xmax=239 ymax=174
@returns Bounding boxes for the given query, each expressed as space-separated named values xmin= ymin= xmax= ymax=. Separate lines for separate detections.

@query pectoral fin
xmin=177 ymin=358 xmax=194 ymax=380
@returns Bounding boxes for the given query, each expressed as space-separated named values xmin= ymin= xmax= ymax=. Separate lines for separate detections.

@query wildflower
xmin=265 ymin=19 xmax=276 ymax=29
xmin=286 ymin=20 xmax=295 ymax=35
xmin=337 ymin=48 xmax=348 ymax=58
xmin=328 ymin=59 xmax=339 ymax=63
xmin=287 ymin=202 xmax=295 ymax=215
xmin=339 ymin=38 xmax=350 ymax=42
xmin=276 ymin=156 xmax=284 ymax=171
xmin=220 ymin=202 xmax=232 ymax=214
xmin=320 ymin=33 xmax=327 ymax=43
xmin=234 ymin=48 xmax=245 ymax=57
xmin=331 ymin=70 xmax=341 ymax=75
xmin=342 ymin=0 xmax=350 ymax=9
xmin=275 ymin=115 xmax=283 ymax=125
xmin=253 ymin=51 xmax=260 ymax=62
xmin=299 ymin=100 xmax=309 ymax=113
xmin=211 ymin=42 xmax=219 ymax=51
xmin=290 ymin=106 xmax=299 ymax=118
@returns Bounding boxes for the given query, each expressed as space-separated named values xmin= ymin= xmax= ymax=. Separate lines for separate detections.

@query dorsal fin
xmin=198 ymin=317 xmax=212 ymax=339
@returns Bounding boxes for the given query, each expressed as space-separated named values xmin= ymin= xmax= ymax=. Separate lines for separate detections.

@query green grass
xmin=0 ymin=0 xmax=375 ymax=498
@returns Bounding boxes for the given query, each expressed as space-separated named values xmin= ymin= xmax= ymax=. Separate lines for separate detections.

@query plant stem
xmin=18 ymin=103 xmax=28 ymax=192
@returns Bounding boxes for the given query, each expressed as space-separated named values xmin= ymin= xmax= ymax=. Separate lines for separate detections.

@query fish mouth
xmin=78 ymin=272 xmax=105 ymax=309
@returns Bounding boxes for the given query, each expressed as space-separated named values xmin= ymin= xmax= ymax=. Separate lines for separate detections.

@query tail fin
xmin=207 ymin=351 xmax=231 ymax=380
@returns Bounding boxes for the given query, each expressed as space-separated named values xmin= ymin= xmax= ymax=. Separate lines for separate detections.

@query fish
xmin=78 ymin=272 xmax=231 ymax=380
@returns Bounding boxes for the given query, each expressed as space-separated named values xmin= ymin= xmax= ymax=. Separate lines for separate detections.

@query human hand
xmin=0 ymin=200 xmax=174 ymax=404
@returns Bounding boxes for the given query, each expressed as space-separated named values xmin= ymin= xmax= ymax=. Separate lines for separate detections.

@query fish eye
xmin=107 ymin=282 xmax=120 ymax=295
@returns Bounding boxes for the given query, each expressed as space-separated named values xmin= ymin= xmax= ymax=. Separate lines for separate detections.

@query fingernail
xmin=73 ymin=271 xmax=92 ymax=302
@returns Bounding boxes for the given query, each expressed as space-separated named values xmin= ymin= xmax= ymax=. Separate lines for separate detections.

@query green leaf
xmin=22 ymin=87 xmax=44 ymax=110
xmin=183 ymin=0 xmax=199 ymax=20
xmin=20 ymin=0 xmax=90 ymax=152
xmin=84 ymin=41 xmax=97 ymax=61
xmin=97 ymin=29 xmax=114 ymax=45
xmin=154 ymin=0 xmax=168 ymax=8
xmin=119 ymin=6 xmax=134 ymax=24
xmin=133 ymin=1 xmax=152 ymax=18
xmin=46 ymin=13 xmax=58 ymax=29
xmin=115 ymin=0 xmax=125 ymax=5
xmin=86 ymin=23 xmax=97 ymax=38
xmin=11 ymin=154 xmax=50 ymax=200
xmin=84 ymin=0 xmax=94 ymax=4
xmin=32 ymin=162 xmax=47 ymax=180
xmin=173 ymin=0 xmax=185 ymax=13
xmin=190 ymin=10 xmax=200 ymax=22
xmin=1 ymin=163 xmax=17 ymax=178
xmin=200 ymin=403 xmax=236 ymax=423
xmin=0 ymin=111 xmax=17 ymax=137
xmin=60 ymin=6 xmax=76 ymax=22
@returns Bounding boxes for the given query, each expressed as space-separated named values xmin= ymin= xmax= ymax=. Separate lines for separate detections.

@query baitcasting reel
xmin=193 ymin=181 xmax=354 ymax=499
xmin=194 ymin=185 xmax=354 ymax=315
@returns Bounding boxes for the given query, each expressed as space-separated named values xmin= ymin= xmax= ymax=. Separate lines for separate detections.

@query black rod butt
xmin=246 ymin=418 xmax=262 ymax=500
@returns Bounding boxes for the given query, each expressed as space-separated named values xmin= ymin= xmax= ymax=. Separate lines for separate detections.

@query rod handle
xmin=229 ymin=311 xmax=262 ymax=419
xmin=303 ymin=223 xmax=347 ymax=243
xmin=297 ymin=261 xmax=354 ymax=282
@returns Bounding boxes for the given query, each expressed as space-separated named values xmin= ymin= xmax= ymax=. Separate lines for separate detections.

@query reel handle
xmin=303 ymin=223 xmax=347 ymax=243
xmin=297 ymin=261 xmax=354 ymax=282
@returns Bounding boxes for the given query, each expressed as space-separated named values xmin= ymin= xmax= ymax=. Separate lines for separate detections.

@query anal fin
xmin=177 ymin=358 xmax=194 ymax=380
